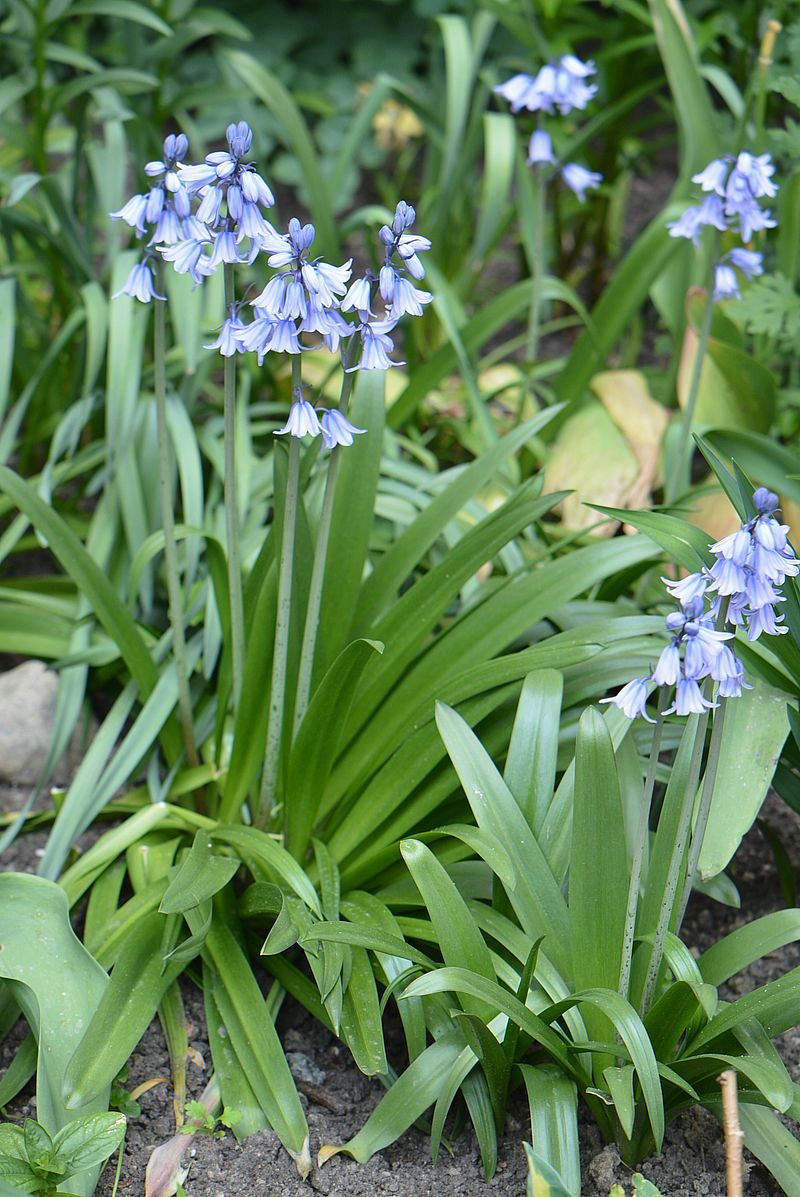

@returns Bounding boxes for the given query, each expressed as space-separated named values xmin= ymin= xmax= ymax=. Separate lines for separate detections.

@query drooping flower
xmin=601 ymin=677 xmax=654 ymax=721
xmin=561 ymin=162 xmax=602 ymax=203
xmin=669 ymin=152 xmax=778 ymax=248
xmin=320 ymin=408 xmax=367 ymax=449
xmin=112 ymin=258 xmax=165 ymax=303
xmin=275 ymin=399 xmax=321 ymax=439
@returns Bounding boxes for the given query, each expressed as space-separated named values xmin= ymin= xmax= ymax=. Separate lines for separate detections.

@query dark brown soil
xmin=2 ymin=786 xmax=799 ymax=1197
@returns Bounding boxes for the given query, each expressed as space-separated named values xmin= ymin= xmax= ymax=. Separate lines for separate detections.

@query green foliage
xmin=0 ymin=1114 xmax=126 ymax=1197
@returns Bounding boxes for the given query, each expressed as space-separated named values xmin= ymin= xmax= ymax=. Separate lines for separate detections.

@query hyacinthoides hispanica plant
xmin=494 ymin=55 xmax=602 ymax=375
xmin=306 ymin=486 xmax=800 ymax=1193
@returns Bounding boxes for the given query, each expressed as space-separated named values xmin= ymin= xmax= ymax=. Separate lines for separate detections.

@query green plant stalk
xmin=676 ymin=695 xmax=728 ymax=929
xmin=618 ymin=697 xmax=665 ymax=1002
xmin=223 ymin=264 xmax=245 ymax=712
xmin=292 ymin=369 xmax=356 ymax=736
xmin=256 ymin=358 xmax=303 ymax=830
xmin=154 ymin=277 xmax=198 ymax=769
xmin=639 ymin=702 xmax=711 ymax=1016
xmin=525 ymin=165 xmax=547 ymax=370
xmin=665 ymin=253 xmax=717 ymax=503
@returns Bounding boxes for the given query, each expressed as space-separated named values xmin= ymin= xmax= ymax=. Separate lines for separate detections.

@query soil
xmin=2 ymin=784 xmax=799 ymax=1197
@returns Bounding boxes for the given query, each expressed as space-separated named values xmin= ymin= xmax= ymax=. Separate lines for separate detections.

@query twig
xmin=719 ymin=1069 xmax=744 ymax=1197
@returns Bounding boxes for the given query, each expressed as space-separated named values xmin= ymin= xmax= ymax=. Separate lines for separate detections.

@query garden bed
xmin=2 ymin=784 xmax=798 ymax=1197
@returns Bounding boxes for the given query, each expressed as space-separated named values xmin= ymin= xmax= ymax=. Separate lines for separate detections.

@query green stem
xmin=293 ymin=369 xmax=356 ymax=736
xmin=639 ymin=702 xmax=711 ymax=1016
xmin=154 ymin=274 xmax=198 ymax=768
xmin=256 ymin=359 xmax=303 ymax=830
xmin=665 ymin=254 xmax=717 ymax=503
xmin=525 ymin=165 xmax=547 ymax=370
xmin=675 ymin=696 xmax=728 ymax=932
xmin=223 ymin=264 xmax=245 ymax=713
xmin=618 ymin=697 xmax=665 ymax=1002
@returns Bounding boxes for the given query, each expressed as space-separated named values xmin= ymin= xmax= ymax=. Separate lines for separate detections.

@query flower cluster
xmin=110 ymin=133 xmax=194 ymax=301
xmin=667 ymin=488 xmax=799 ymax=641
xmin=494 ymin=55 xmax=597 ymax=115
xmin=158 ymin=121 xmax=276 ymax=283
xmin=603 ymin=594 xmax=745 ymax=721
xmin=605 ymin=489 xmax=797 ymax=721
xmin=496 ymin=56 xmax=602 ymax=202
xmin=668 ymin=152 xmax=778 ymax=299
xmin=110 ymin=120 xmax=433 ymax=450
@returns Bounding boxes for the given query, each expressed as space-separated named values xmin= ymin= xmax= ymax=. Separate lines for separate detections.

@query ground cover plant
xmin=1 ymin=0 xmax=800 ymax=1194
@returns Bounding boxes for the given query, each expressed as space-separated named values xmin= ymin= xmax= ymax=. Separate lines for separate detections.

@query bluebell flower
xmin=320 ymin=408 xmax=367 ymax=449
xmin=111 ymin=132 xmax=193 ymax=252
xmin=669 ymin=151 xmax=778 ymax=250
xmin=347 ymin=314 xmax=402 ymax=371
xmin=112 ymin=258 xmax=165 ymax=303
xmin=528 ymin=129 xmax=556 ymax=166
xmin=495 ymin=55 xmax=597 ymax=116
xmin=706 ymin=488 xmax=799 ymax=641
xmin=663 ymin=677 xmax=716 ymax=716
xmin=204 ymin=310 xmax=248 ymax=357
xmin=561 ymin=162 xmax=602 ymax=202
xmin=379 ymin=202 xmax=431 ymax=280
xmin=601 ymin=677 xmax=654 ymax=721
xmin=275 ymin=399 xmax=321 ymax=439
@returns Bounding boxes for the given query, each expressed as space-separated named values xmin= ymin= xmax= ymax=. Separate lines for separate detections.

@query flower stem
xmin=525 ymin=164 xmax=547 ymax=371
xmin=222 ymin=264 xmax=245 ymax=713
xmin=154 ymin=273 xmax=198 ymax=768
xmin=639 ymin=702 xmax=711 ymax=1016
xmin=676 ymin=695 xmax=728 ymax=929
xmin=292 ymin=368 xmax=356 ymax=737
xmin=665 ymin=255 xmax=717 ymax=503
xmin=618 ymin=698 xmax=665 ymax=1001
xmin=256 ymin=358 xmax=303 ymax=830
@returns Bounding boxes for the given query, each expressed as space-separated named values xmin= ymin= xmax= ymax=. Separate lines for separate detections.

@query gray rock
xmin=286 ymin=1050 xmax=327 ymax=1086
xmin=0 ymin=660 xmax=85 ymax=785
xmin=588 ymin=1144 xmax=621 ymax=1193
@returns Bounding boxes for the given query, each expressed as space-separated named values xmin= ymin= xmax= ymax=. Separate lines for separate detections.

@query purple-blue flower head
xmin=275 ymin=399 xmax=321 ymax=439
xmin=379 ymin=202 xmax=431 ymax=280
xmin=669 ymin=151 xmax=778 ymax=248
xmin=320 ymin=408 xmax=367 ymax=449
xmin=176 ymin=120 xmax=274 ymax=244
xmin=110 ymin=132 xmax=193 ymax=248
xmin=495 ymin=54 xmax=597 ymax=115
xmin=561 ymin=162 xmax=602 ymax=202
xmin=112 ymin=258 xmax=165 ymax=304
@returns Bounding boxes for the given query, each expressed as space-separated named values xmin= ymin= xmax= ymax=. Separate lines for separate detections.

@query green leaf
xmin=68 ymin=0 xmax=172 ymax=34
xmin=435 ymin=703 xmax=571 ymax=977
xmin=518 ymin=1065 xmax=580 ymax=1197
xmin=647 ymin=0 xmax=720 ymax=175
xmin=160 ymin=832 xmax=240 ymax=914
xmin=338 ymin=946 xmax=388 ymax=1076
xmin=318 ymin=1037 xmax=464 ymax=1165
xmin=697 ymin=682 xmax=789 ymax=880
xmin=0 ymin=876 xmax=109 ymax=1197
xmin=504 ymin=670 xmax=563 ymax=833
xmin=570 ymin=708 xmax=628 ymax=1006
xmin=205 ymin=917 xmax=310 ymax=1173
xmin=63 ymin=912 xmax=184 ymax=1108
xmin=698 ymin=910 xmax=800 ymax=987
xmin=735 ymin=1104 xmax=800 ymax=1197
xmin=51 ymin=1113 xmax=127 ymax=1175
xmin=286 ymin=638 xmax=383 ymax=858
xmin=400 ymin=839 xmax=496 ymax=1020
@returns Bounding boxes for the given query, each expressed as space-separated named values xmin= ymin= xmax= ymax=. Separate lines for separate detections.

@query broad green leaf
xmin=602 ymin=1065 xmax=636 ymax=1139
xmin=338 ymin=946 xmax=388 ymax=1076
xmin=689 ymin=966 xmax=800 ymax=1048
xmin=0 ymin=279 xmax=15 ymax=423
xmin=570 ymin=708 xmax=628 ymax=1006
xmin=435 ymin=704 xmax=571 ymax=976
xmin=400 ymin=839 xmax=497 ymax=1020
xmin=0 ymin=876 xmax=109 ymax=1197
xmin=647 ymin=0 xmax=720 ymax=175
xmin=678 ymin=308 xmax=776 ymax=433
xmin=286 ymin=638 xmax=383 ymax=858
xmin=63 ymin=912 xmax=185 ymax=1107
xmin=318 ymin=1037 xmax=464 ymax=1166
xmin=699 ymin=910 xmax=800 ymax=987
xmin=519 ymin=1065 xmax=580 ymax=1197
xmin=51 ymin=1113 xmax=127 ymax=1174
xmin=160 ymin=832 xmax=239 ymax=913
xmin=205 ymin=918 xmax=310 ymax=1172
xmin=524 ymin=1143 xmax=575 ymax=1197
xmin=736 ymin=1103 xmax=800 ymax=1196
xmin=68 ymin=0 xmax=172 ymax=34
xmin=697 ymin=682 xmax=789 ymax=879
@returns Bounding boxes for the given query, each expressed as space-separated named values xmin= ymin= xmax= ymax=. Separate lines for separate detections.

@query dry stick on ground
xmin=718 ymin=1069 xmax=745 ymax=1197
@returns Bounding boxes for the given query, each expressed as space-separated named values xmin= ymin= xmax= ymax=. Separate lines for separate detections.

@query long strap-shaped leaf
xmin=0 ymin=464 xmax=178 ymax=755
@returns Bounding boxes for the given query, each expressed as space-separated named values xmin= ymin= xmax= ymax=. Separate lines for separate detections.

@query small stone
xmin=0 ymin=661 xmax=87 ymax=785
xmin=286 ymin=1051 xmax=327 ymax=1086
xmin=588 ymin=1144 xmax=621 ymax=1192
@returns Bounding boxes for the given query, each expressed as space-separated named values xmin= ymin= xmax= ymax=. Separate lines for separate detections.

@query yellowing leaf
xmin=544 ymin=403 xmax=639 ymax=534
xmin=591 ymin=369 xmax=669 ymax=499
